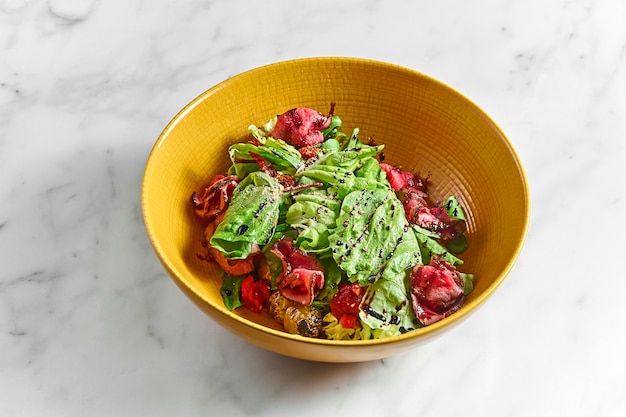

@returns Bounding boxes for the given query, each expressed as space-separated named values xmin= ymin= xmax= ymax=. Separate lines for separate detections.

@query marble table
xmin=1 ymin=0 xmax=625 ymax=415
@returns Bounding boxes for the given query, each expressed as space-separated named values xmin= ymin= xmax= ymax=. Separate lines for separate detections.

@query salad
xmin=191 ymin=105 xmax=474 ymax=340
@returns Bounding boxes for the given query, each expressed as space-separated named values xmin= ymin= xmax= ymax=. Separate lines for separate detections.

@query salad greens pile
xmin=201 ymin=111 xmax=473 ymax=340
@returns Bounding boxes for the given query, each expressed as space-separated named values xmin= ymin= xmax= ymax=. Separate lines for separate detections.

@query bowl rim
xmin=142 ymin=56 xmax=531 ymax=347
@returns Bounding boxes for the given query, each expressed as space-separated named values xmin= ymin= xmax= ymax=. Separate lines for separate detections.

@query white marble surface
xmin=1 ymin=0 xmax=625 ymax=415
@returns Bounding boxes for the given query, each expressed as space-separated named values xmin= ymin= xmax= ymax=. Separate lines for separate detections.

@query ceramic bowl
xmin=141 ymin=57 xmax=530 ymax=362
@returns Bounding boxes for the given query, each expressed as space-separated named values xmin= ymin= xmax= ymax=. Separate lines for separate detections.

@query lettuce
xmin=443 ymin=195 xmax=466 ymax=222
xmin=207 ymin=112 xmax=473 ymax=340
xmin=228 ymin=136 xmax=304 ymax=177
xmin=412 ymin=225 xmax=464 ymax=266
xmin=285 ymin=189 xmax=341 ymax=253
xmin=210 ymin=172 xmax=283 ymax=259
xmin=220 ymin=274 xmax=245 ymax=311
xmin=357 ymin=231 xmax=421 ymax=335
xmin=323 ymin=313 xmax=375 ymax=340
xmin=328 ymin=188 xmax=419 ymax=286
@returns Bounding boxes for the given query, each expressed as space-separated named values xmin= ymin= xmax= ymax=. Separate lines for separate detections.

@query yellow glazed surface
xmin=141 ymin=57 xmax=530 ymax=362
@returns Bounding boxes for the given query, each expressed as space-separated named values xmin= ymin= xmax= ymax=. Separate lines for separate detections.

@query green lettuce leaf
xmin=261 ymin=246 xmax=284 ymax=290
xmin=314 ymin=254 xmax=344 ymax=305
xmin=285 ymin=189 xmax=341 ymax=252
xmin=297 ymin=164 xmax=390 ymax=200
xmin=321 ymin=137 xmax=341 ymax=153
xmin=314 ymin=145 xmax=383 ymax=171
xmin=460 ymin=272 xmax=474 ymax=295
xmin=248 ymin=116 xmax=277 ymax=140
xmin=359 ymin=273 xmax=419 ymax=335
xmin=355 ymin=156 xmax=391 ymax=186
xmin=210 ymin=172 xmax=282 ymax=259
xmin=329 ymin=188 xmax=419 ymax=286
xmin=228 ymin=137 xmax=303 ymax=177
xmin=320 ymin=115 xmax=347 ymax=142
xmin=355 ymin=219 xmax=422 ymax=335
xmin=412 ymin=225 xmax=463 ymax=266
xmin=381 ymin=226 xmax=422 ymax=280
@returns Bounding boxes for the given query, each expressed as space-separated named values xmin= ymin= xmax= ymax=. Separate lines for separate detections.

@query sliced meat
xmin=298 ymin=145 xmax=319 ymax=159
xmin=268 ymin=238 xmax=325 ymax=305
xmin=210 ymin=248 xmax=256 ymax=276
xmin=278 ymin=268 xmax=324 ymax=306
xmin=402 ymin=192 xmax=466 ymax=240
xmin=410 ymin=257 xmax=465 ymax=326
xmin=270 ymin=107 xmax=332 ymax=147
xmin=379 ymin=163 xmax=428 ymax=192
xmin=420 ymin=207 xmax=466 ymax=240
xmin=191 ymin=174 xmax=239 ymax=221
xmin=381 ymin=163 xmax=466 ymax=240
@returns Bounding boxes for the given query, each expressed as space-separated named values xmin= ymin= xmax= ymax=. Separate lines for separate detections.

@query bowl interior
xmin=142 ymin=58 xmax=529 ymax=362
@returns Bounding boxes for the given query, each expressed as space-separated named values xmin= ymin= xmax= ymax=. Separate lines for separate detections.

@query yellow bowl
xmin=142 ymin=57 xmax=530 ymax=362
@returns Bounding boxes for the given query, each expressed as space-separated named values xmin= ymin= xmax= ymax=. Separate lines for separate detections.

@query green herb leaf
xmin=443 ymin=196 xmax=466 ymax=222
xmin=220 ymin=274 xmax=245 ymax=310
xmin=320 ymin=115 xmax=346 ymax=141
xmin=412 ymin=225 xmax=464 ymax=266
